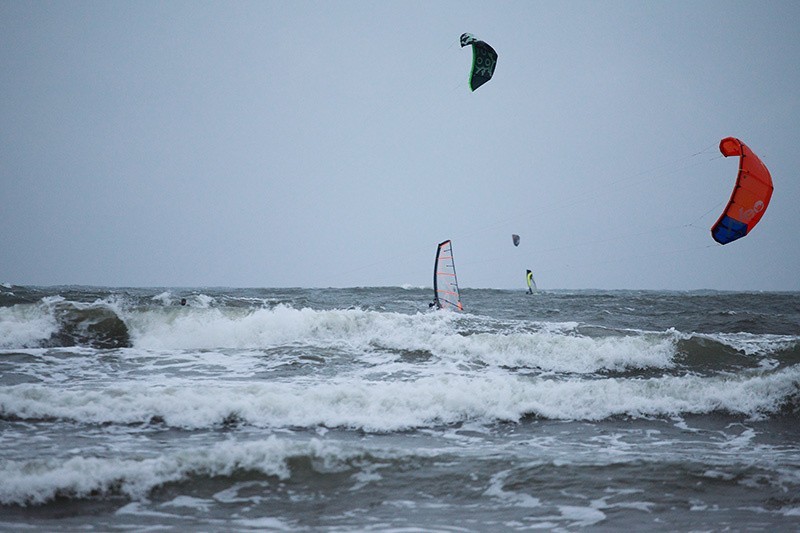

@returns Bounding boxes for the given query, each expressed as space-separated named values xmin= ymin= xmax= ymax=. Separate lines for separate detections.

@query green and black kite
xmin=460 ymin=33 xmax=498 ymax=91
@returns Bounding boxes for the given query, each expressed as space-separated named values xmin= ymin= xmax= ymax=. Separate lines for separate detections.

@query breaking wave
xmin=2 ymin=366 xmax=798 ymax=431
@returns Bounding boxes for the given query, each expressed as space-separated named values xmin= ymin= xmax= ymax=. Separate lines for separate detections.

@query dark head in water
xmin=180 ymin=298 xmax=187 ymax=306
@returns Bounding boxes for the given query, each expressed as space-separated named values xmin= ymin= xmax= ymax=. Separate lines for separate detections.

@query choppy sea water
xmin=1 ymin=285 xmax=799 ymax=531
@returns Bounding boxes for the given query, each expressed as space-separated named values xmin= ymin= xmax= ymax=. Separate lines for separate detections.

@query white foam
xmin=2 ymin=364 xmax=798 ymax=430
xmin=558 ymin=505 xmax=606 ymax=527
xmin=194 ymin=294 xmax=216 ymax=308
xmin=212 ymin=481 xmax=269 ymax=504
xmin=0 ymin=436 xmax=356 ymax=505
xmin=0 ymin=302 xmax=59 ymax=348
xmin=232 ymin=517 xmax=294 ymax=530
xmin=484 ymin=470 xmax=542 ymax=508
xmin=115 ymin=501 xmax=180 ymax=518
xmin=123 ymin=306 xmax=678 ymax=374
xmin=127 ymin=305 xmax=402 ymax=351
xmin=9 ymin=296 xmax=789 ymax=378
xmin=151 ymin=291 xmax=174 ymax=305
xmin=429 ymin=330 xmax=678 ymax=373
xmin=705 ymin=332 xmax=799 ymax=357
xmin=721 ymin=427 xmax=756 ymax=450
xmin=161 ymin=495 xmax=213 ymax=511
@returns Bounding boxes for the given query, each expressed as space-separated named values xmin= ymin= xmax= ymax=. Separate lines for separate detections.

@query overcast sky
xmin=2 ymin=1 xmax=798 ymax=290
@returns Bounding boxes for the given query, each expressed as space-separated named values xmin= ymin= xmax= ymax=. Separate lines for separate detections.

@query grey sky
xmin=2 ymin=1 xmax=798 ymax=290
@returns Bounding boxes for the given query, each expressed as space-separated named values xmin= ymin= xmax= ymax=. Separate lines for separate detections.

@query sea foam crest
xmin=2 ymin=366 xmax=798 ymax=431
xmin=708 ymin=332 xmax=800 ymax=357
xmin=128 ymin=305 xmax=469 ymax=352
xmin=126 ymin=306 xmax=676 ymax=373
xmin=0 ymin=436 xmax=365 ymax=506
xmin=0 ymin=301 xmax=60 ymax=348
xmin=426 ymin=330 xmax=678 ymax=373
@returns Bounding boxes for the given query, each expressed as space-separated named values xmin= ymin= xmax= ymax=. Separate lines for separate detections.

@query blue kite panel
xmin=712 ymin=215 xmax=748 ymax=245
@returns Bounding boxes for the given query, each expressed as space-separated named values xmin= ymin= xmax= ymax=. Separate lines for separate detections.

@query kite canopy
xmin=512 ymin=234 xmax=520 ymax=247
xmin=711 ymin=137 xmax=773 ymax=245
xmin=460 ymin=33 xmax=497 ymax=91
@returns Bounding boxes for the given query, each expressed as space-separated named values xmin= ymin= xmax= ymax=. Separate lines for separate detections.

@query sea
xmin=1 ymin=285 xmax=799 ymax=532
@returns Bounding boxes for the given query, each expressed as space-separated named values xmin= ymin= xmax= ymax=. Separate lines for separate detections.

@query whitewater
xmin=1 ymin=285 xmax=799 ymax=531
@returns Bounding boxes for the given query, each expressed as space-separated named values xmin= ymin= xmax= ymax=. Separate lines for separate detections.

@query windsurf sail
xmin=433 ymin=240 xmax=463 ymax=311
xmin=711 ymin=137 xmax=774 ymax=245
xmin=526 ymin=269 xmax=536 ymax=294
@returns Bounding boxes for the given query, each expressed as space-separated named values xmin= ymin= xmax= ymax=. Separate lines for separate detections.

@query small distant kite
xmin=460 ymin=33 xmax=497 ymax=91
xmin=512 ymin=234 xmax=520 ymax=247
xmin=711 ymin=137 xmax=773 ymax=245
